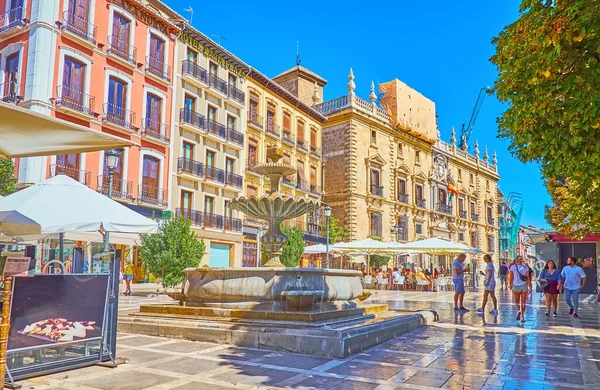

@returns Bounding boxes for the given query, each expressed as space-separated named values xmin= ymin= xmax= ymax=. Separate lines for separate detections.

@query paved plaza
xmin=19 ymin=289 xmax=600 ymax=389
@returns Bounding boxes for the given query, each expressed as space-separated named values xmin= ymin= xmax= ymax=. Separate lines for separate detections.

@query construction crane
xmin=458 ymin=86 xmax=489 ymax=150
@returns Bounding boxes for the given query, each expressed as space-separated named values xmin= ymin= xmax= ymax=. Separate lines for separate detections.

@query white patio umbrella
xmin=393 ymin=237 xmax=481 ymax=256
xmin=303 ymin=244 xmax=342 ymax=254
xmin=332 ymin=238 xmax=397 ymax=269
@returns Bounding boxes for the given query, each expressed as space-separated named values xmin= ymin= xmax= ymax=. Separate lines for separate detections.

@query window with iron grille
xmin=488 ymin=235 xmax=495 ymax=252
xmin=471 ymin=231 xmax=478 ymax=248
xmin=370 ymin=213 xmax=382 ymax=238
xmin=416 ymin=223 xmax=422 ymax=235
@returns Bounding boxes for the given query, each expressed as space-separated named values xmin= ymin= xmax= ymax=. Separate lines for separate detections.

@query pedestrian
xmin=477 ymin=254 xmax=498 ymax=315
xmin=559 ymin=257 xmax=587 ymax=319
xmin=508 ymin=255 xmax=532 ymax=323
xmin=453 ymin=253 xmax=469 ymax=312
xmin=539 ymin=260 xmax=561 ymax=317
xmin=123 ymin=258 xmax=134 ymax=296
xmin=498 ymin=261 xmax=509 ymax=290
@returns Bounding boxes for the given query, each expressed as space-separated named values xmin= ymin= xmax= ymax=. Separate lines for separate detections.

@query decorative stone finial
xmin=347 ymin=67 xmax=355 ymax=95
xmin=369 ymin=81 xmax=377 ymax=104
xmin=311 ymin=81 xmax=320 ymax=104
xmin=450 ymin=127 xmax=456 ymax=146
xmin=461 ymin=135 xmax=468 ymax=151
xmin=492 ymin=150 xmax=497 ymax=165
xmin=483 ymin=146 xmax=489 ymax=161
xmin=474 ymin=140 xmax=480 ymax=157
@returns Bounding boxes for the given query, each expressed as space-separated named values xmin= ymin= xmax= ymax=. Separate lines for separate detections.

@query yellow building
xmin=241 ymin=67 xmax=327 ymax=266
xmin=315 ymin=69 xmax=500 ymax=272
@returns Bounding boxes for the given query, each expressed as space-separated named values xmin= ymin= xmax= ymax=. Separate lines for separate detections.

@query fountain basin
xmin=282 ymin=290 xmax=324 ymax=309
xmin=171 ymin=268 xmax=363 ymax=308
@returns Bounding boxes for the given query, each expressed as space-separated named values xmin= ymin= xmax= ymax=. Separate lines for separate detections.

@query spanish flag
xmin=448 ymin=183 xmax=458 ymax=201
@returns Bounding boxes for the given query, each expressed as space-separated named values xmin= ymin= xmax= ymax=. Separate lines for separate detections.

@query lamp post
xmin=324 ymin=205 xmax=332 ymax=268
xmin=103 ymin=149 xmax=120 ymax=252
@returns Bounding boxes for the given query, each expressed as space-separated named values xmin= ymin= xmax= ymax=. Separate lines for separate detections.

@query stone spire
xmin=347 ymin=68 xmax=355 ymax=95
xmin=474 ymin=140 xmax=480 ymax=158
xmin=461 ymin=135 xmax=468 ymax=151
xmin=483 ymin=146 xmax=489 ymax=161
xmin=450 ymin=127 xmax=456 ymax=146
xmin=369 ymin=81 xmax=377 ymax=105
xmin=311 ymin=81 xmax=320 ymax=105
xmin=492 ymin=150 xmax=497 ymax=165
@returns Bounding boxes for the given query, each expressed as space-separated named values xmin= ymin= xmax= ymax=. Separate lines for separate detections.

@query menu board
xmin=0 ymin=256 xmax=35 ymax=276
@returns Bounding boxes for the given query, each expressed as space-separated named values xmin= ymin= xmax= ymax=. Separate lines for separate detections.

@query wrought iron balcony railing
xmin=437 ymin=203 xmax=453 ymax=214
xmin=103 ymin=103 xmax=137 ymax=131
xmin=145 ymin=55 xmax=171 ymax=82
xmin=416 ymin=198 xmax=426 ymax=208
xmin=181 ymin=60 xmax=207 ymax=84
xmin=282 ymin=176 xmax=295 ymax=186
xmin=227 ymin=128 xmax=244 ymax=146
xmin=97 ymin=175 xmax=133 ymax=200
xmin=283 ymin=130 xmax=294 ymax=146
xmin=471 ymin=212 xmax=480 ymax=222
xmin=397 ymin=193 xmax=409 ymax=204
xmin=176 ymin=208 xmax=203 ymax=226
xmin=459 ymin=210 xmax=467 ymax=219
xmin=0 ymin=7 xmax=26 ymax=34
xmin=204 ymin=213 xmax=224 ymax=229
xmin=205 ymin=165 xmax=225 ymax=184
xmin=224 ymin=216 xmax=242 ymax=232
xmin=179 ymin=108 xmax=206 ymax=130
xmin=228 ymin=84 xmax=244 ymax=105
xmin=51 ymin=164 xmax=91 ymax=186
xmin=296 ymin=179 xmax=309 ymax=191
xmin=370 ymin=184 xmax=384 ymax=196
xmin=488 ymin=217 xmax=495 ymax=226
xmin=206 ymin=119 xmax=227 ymax=139
xmin=141 ymin=118 xmax=170 ymax=142
xmin=309 ymin=184 xmax=321 ymax=195
xmin=56 ymin=85 xmax=96 ymax=116
xmin=247 ymin=112 xmax=263 ymax=128
xmin=310 ymin=145 xmax=321 ymax=158
xmin=177 ymin=157 xmax=204 ymax=178
xmin=138 ymin=184 xmax=167 ymax=207
xmin=297 ymin=138 xmax=308 ymax=151
xmin=1 ymin=81 xmax=21 ymax=103
xmin=107 ymin=35 xmax=137 ymax=65
xmin=208 ymin=74 xmax=228 ymax=95
xmin=62 ymin=11 xmax=96 ymax=44
xmin=266 ymin=122 xmax=280 ymax=137
xmin=225 ymin=172 xmax=243 ymax=188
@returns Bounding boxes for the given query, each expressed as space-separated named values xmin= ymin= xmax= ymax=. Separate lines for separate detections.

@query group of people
xmin=362 ymin=266 xmax=447 ymax=290
xmin=452 ymin=254 xmax=587 ymax=322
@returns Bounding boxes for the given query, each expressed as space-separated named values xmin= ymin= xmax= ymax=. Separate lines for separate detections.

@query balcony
xmin=138 ymin=184 xmax=168 ymax=207
xmin=176 ymin=208 xmax=203 ymax=226
xmin=206 ymin=119 xmax=227 ymax=140
xmin=296 ymin=179 xmax=309 ymax=191
xmin=204 ymin=213 xmax=224 ymax=229
xmin=370 ymin=184 xmax=384 ymax=196
xmin=283 ymin=130 xmax=295 ymax=146
xmin=177 ymin=157 xmax=204 ymax=178
xmin=471 ymin=213 xmax=480 ymax=222
xmin=283 ymin=220 xmax=323 ymax=237
xmin=145 ymin=56 xmax=171 ymax=83
xmin=141 ymin=118 xmax=170 ymax=143
xmin=228 ymin=84 xmax=245 ymax=105
xmin=247 ymin=112 xmax=263 ymax=129
xmin=61 ymin=11 xmax=96 ymax=46
xmin=437 ymin=203 xmax=453 ymax=214
xmin=224 ymin=216 xmax=242 ymax=232
xmin=416 ymin=198 xmax=426 ymax=208
xmin=97 ymin=175 xmax=133 ymax=201
xmin=102 ymin=103 xmax=137 ymax=132
xmin=397 ymin=193 xmax=409 ymax=204
xmin=488 ymin=217 xmax=495 ymax=226
xmin=205 ymin=165 xmax=225 ymax=184
xmin=50 ymin=164 xmax=91 ymax=186
xmin=1 ymin=81 xmax=22 ymax=103
xmin=310 ymin=145 xmax=321 ymax=158
xmin=309 ymin=184 xmax=321 ymax=195
xmin=0 ymin=7 xmax=26 ymax=36
xmin=227 ymin=127 xmax=244 ymax=146
xmin=56 ymin=85 xmax=97 ymax=117
xmin=107 ymin=35 xmax=136 ymax=66
xmin=266 ymin=122 xmax=280 ymax=138
xmin=225 ymin=172 xmax=243 ymax=189
xmin=208 ymin=74 xmax=228 ymax=96
xmin=179 ymin=108 xmax=206 ymax=131
xmin=181 ymin=60 xmax=208 ymax=85
xmin=459 ymin=210 xmax=467 ymax=219
xmin=297 ymin=138 xmax=308 ymax=152
xmin=282 ymin=176 xmax=295 ymax=187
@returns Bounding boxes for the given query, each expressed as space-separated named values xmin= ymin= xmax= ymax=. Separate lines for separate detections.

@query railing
xmin=97 ymin=175 xmax=133 ymax=200
xmin=176 ymin=208 xmax=203 ymax=226
xmin=145 ymin=56 xmax=171 ymax=82
xmin=227 ymin=127 xmax=244 ymax=146
xmin=0 ymin=7 xmax=25 ymax=34
xmin=206 ymin=119 xmax=227 ymax=139
xmin=141 ymin=118 xmax=170 ymax=142
xmin=62 ymin=11 xmax=96 ymax=44
xmin=459 ymin=210 xmax=467 ymax=219
xmin=103 ymin=103 xmax=137 ymax=131
xmin=179 ymin=108 xmax=206 ymax=130
xmin=314 ymin=96 xmax=349 ymax=115
xmin=396 ymin=230 xmax=409 ymax=242
xmin=246 ymin=160 xmax=259 ymax=174
xmin=225 ymin=172 xmax=243 ymax=188
xmin=396 ymin=193 xmax=408 ymax=204
xmin=1 ymin=81 xmax=21 ymax=103
xmin=297 ymin=138 xmax=308 ymax=151
xmin=266 ymin=122 xmax=280 ymax=137
xmin=488 ymin=217 xmax=495 ymax=226
xmin=309 ymin=184 xmax=321 ymax=195
xmin=282 ymin=176 xmax=295 ymax=186
xmin=228 ymin=84 xmax=245 ymax=104
xmin=177 ymin=157 xmax=204 ymax=178
xmin=204 ymin=213 xmax=224 ymax=229
xmin=471 ymin=213 xmax=480 ymax=222
xmin=205 ymin=165 xmax=225 ymax=184
xmin=208 ymin=74 xmax=228 ymax=95
xmin=310 ymin=145 xmax=321 ymax=158
xmin=488 ymin=238 xmax=495 ymax=252
xmin=56 ymin=85 xmax=95 ymax=116
xmin=181 ymin=60 xmax=207 ymax=84
xmin=370 ymin=184 xmax=384 ymax=196
xmin=296 ymin=179 xmax=309 ymax=191
xmin=283 ymin=130 xmax=294 ymax=146
xmin=247 ymin=112 xmax=263 ymax=128
xmin=50 ymin=164 xmax=91 ymax=186
xmin=138 ymin=184 xmax=168 ymax=207
xmin=437 ymin=203 xmax=453 ymax=214
xmin=416 ymin=198 xmax=426 ymax=208
xmin=282 ymin=220 xmax=322 ymax=237
xmin=224 ymin=216 xmax=242 ymax=232
xmin=107 ymin=35 xmax=137 ymax=65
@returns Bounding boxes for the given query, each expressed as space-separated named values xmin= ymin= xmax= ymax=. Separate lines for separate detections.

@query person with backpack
xmin=508 ymin=255 xmax=532 ymax=323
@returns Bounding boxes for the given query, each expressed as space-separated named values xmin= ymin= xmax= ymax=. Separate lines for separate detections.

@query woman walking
xmin=508 ymin=255 xmax=532 ymax=323
xmin=539 ymin=260 xmax=561 ymax=317
xmin=123 ymin=258 xmax=134 ymax=296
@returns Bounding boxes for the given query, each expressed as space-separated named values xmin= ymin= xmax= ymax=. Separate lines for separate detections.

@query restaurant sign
xmin=177 ymin=31 xmax=249 ymax=79
xmin=108 ymin=0 xmax=169 ymax=35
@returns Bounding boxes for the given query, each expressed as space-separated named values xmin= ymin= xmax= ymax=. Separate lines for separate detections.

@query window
xmin=310 ymin=128 xmax=317 ymax=147
xmin=416 ymin=223 xmax=422 ymax=235
xmin=458 ymin=169 xmax=462 ymax=181
xmin=370 ymin=213 xmax=382 ymax=237
xmin=225 ymin=200 xmax=232 ymax=226
xmin=459 ymin=198 xmax=465 ymax=212
xmin=310 ymin=166 xmax=317 ymax=185
xmin=397 ymin=179 xmax=406 ymax=195
xmin=145 ymin=93 xmax=162 ymax=131
xmin=283 ymin=111 xmax=291 ymax=131
xmin=148 ymin=34 xmax=165 ymax=72
xmin=486 ymin=180 xmax=490 ymax=191
xmin=459 ymin=232 xmax=464 ymax=241
xmin=208 ymin=105 xmax=217 ymax=122
xmin=416 ymin=184 xmax=423 ymax=199
xmin=249 ymin=93 xmax=259 ymax=122
xmin=247 ymin=140 xmax=257 ymax=167
xmin=228 ymin=74 xmax=237 ymax=89
xmin=371 ymin=169 xmax=380 ymax=186
xmin=371 ymin=130 xmax=376 ymax=144
xmin=186 ymin=49 xmax=197 ymax=63
xmin=470 ymin=201 xmax=476 ymax=215
xmin=227 ymin=115 xmax=236 ymax=131
xmin=415 ymin=151 xmax=420 ymax=164
xmin=487 ymin=206 xmax=493 ymax=223
xmin=471 ymin=231 xmax=478 ymax=248
xmin=184 ymin=95 xmax=195 ymax=111
xmin=180 ymin=191 xmax=193 ymax=215
xmin=206 ymin=150 xmax=215 ymax=167
xmin=107 ymin=76 xmax=127 ymax=118
xmin=470 ymin=173 xmax=474 ymax=185
xmin=267 ymin=104 xmax=275 ymax=131
xmin=62 ymin=57 xmax=85 ymax=106
xmin=111 ymin=13 xmax=131 ymax=55
xmin=209 ymin=62 xmax=218 ymax=87
xmin=438 ymin=188 xmax=447 ymax=204
xmin=204 ymin=196 xmax=214 ymax=215
xmin=182 ymin=142 xmax=193 ymax=161
xmin=226 ymin=157 xmax=234 ymax=175
xmin=297 ymin=160 xmax=306 ymax=188
xmin=297 ymin=120 xmax=305 ymax=141
xmin=488 ymin=235 xmax=495 ymax=252
xmin=398 ymin=216 xmax=409 ymax=241
xmin=142 ymin=155 xmax=160 ymax=199
xmin=55 ymin=154 xmax=79 ymax=180
xmin=398 ymin=143 xmax=403 ymax=156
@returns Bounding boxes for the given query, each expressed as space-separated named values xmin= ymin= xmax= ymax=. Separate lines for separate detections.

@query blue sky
xmin=170 ymin=0 xmax=550 ymax=228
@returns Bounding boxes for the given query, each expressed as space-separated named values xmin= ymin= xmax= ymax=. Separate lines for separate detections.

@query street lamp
xmin=324 ymin=205 xmax=332 ymax=268
xmin=103 ymin=149 xmax=120 ymax=252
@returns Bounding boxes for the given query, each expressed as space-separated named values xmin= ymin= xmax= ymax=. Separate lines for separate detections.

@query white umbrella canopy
xmin=0 ymin=175 xmax=159 ymax=236
xmin=303 ymin=244 xmax=341 ymax=254
xmin=333 ymin=238 xmax=397 ymax=269
xmin=393 ymin=237 xmax=481 ymax=256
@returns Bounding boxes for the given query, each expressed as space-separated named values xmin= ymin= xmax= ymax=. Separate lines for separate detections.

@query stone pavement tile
xmin=116 ymin=348 xmax=172 ymax=364
xmin=508 ymin=366 xmax=547 ymax=381
xmin=199 ymin=346 xmax=271 ymax=361
xmin=211 ymin=365 xmax=298 ymax=386
xmin=148 ymin=356 xmax=226 ymax=375
xmin=328 ymin=380 xmax=380 ymax=390
xmin=115 ymin=335 xmax=164 ymax=347
xmin=403 ymin=369 xmax=452 ymax=387
xmin=358 ymin=350 xmax=425 ymax=366
xmin=74 ymin=369 xmax=176 ymax=390
xmin=253 ymin=351 xmax=331 ymax=370
xmin=383 ymin=341 xmax=439 ymax=354
xmin=169 ymin=382 xmax=234 ymax=390
xmin=426 ymin=357 xmax=465 ymax=371
xmin=326 ymin=360 xmax=404 ymax=380
xmin=292 ymin=375 xmax=346 ymax=389
xmin=441 ymin=373 xmax=487 ymax=390
xmin=459 ymin=360 xmax=496 ymax=373
xmin=545 ymin=369 xmax=585 ymax=386
xmin=48 ymin=365 xmax=112 ymax=380
xmin=501 ymin=379 xmax=547 ymax=390
xmin=146 ymin=340 xmax=216 ymax=354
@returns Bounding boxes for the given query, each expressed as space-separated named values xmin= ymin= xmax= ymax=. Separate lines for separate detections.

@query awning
xmin=0 ymin=101 xmax=133 ymax=158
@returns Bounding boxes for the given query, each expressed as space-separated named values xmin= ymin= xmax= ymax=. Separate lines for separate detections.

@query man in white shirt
xmin=560 ymin=257 xmax=587 ymax=319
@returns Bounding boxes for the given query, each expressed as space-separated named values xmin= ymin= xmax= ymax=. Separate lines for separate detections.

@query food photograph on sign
xmin=7 ymin=275 xmax=109 ymax=351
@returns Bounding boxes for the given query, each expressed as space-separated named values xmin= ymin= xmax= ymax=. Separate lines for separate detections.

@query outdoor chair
xmin=393 ymin=275 xmax=405 ymax=290
xmin=437 ymin=276 xmax=448 ymax=291
xmin=376 ymin=275 xmax=389 ymax=290
xmin=416 ymin=278 xmax=430 ymax=291
xmin=363 ymin=275 xmax=374 ymax=289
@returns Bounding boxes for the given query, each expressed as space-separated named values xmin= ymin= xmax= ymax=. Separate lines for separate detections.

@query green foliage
xmin=319 ymin=216 xmax=347 ymax=244
xmin=0 ymin=158 xmax=17 ymax=196
xmin=490 ymin=0 xmax=600 ymax=237
xmin=139 ymin=216 xmax=206 ymax=287
xmin=370 ymin=255 xmax=390 ymax=269
xmin=368 ymin=235 xmax=383 ymax=241
xmin=279 ymin=226 xmax=305 ymax=267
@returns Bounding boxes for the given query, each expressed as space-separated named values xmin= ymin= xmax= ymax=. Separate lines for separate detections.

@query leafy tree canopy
xmin=370 ymin=255 xmax=390 ymax=269
xmin=0 ymin=158 xmax=17 ymax=196
xmin=279 ymin=225 xmax=305 ymax=267
xmin=490 ymin=0 xmax=600 ymax=237
xmin=319 ymin=216 xmax=347 ymax=244
xmin=139 ymin=216 xmax=206 ymax=287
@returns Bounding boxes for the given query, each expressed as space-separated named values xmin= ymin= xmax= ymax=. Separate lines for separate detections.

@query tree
xmin=370 ymin=255 xmax=390 ymax=269
xmin=139 ymin=216 xmax=206 ymax=287
xmin=279 ymin=225 xmax=304 ymax=267
xmin=490 ymin=0 xmax=600 ymax=237
xmin=319 ymin=216 xmax=347 ymax=244
xmin=0 ymin=158 xmax=17 ymax=196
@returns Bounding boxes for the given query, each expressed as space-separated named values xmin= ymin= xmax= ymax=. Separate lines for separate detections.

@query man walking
xmin=560 ymin=257 xmax=586 ymax=318
xmin=476 ymin=254 xmax=498 ymax=315
xmin=453 ymin=253 xmax=469 ymax=312
xmin=498 ymin=261 xmax=509 ymax=290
